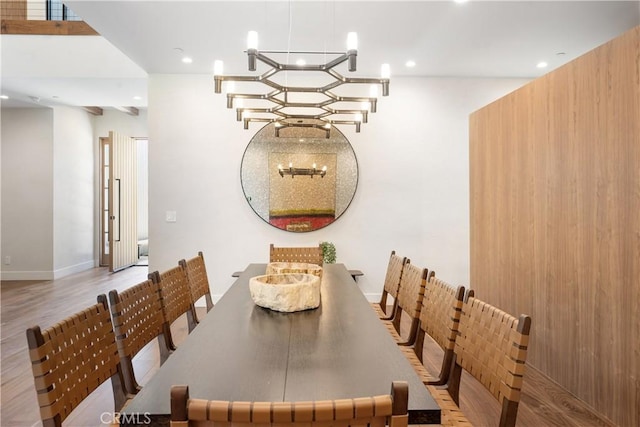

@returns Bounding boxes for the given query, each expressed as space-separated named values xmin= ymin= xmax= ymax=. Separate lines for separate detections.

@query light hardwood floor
xmin=1 ymin=266 xmax=614 ymax=426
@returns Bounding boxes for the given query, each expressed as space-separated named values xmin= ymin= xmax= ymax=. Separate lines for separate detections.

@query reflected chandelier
xmin=278 ymin=162 xmax=327 ymax=178
xmin=213 ymin=31 xmax=390 ymax=136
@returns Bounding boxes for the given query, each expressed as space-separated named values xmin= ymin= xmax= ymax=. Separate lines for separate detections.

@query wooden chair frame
xmin=269 ymin=243 xmax=324 ymax=266
xmin=170 ymin=382 xmax=409 ymax=427
xmin=179 ymin=251 xmax=214 ymax=324
xmin=383 ymin=265 xmax=431 ymax=346
xmin=109 ymin=278 xmax=171 ymax=395
xmin=371 ymin=251 xmax=408 ymax=320
xmin=26 ymin=295 xmax=127 ymax=427
xmin=429 ymin=294 xmax=532 ymax=427
xmin=149 ymin=265 xmax=198 ymax=350
xmin=402 ymin=280 xmax=467 ymax=385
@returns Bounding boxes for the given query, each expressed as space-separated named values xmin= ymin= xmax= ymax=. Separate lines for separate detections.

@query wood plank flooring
xmin=1 ymin=267 xmax=615 ymax=426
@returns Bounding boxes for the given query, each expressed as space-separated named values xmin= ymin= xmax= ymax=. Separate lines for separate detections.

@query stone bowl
xmin=266 ymin=262 xmax=323 ymax=278
xmin=249 ymin=273 xmax=321 ymax=312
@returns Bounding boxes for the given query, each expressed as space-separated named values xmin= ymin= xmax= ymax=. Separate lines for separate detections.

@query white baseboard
xmin=53 ymin=260 xmax=95 ymax=280
xmin=0 ymin=260 xmax=94 ymax=281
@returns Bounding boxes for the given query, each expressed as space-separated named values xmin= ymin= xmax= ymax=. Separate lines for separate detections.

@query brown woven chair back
xmin=419 ymin=277 xmax=465 ymax=354
xmin=109 ymin=279 xmax=169 ymax=394
xmin=149 ymin=265 xmax=198 ymax=348
xmin=433 ymin=296 xmax=532 ymax=426
xmin=179 ymin=251 xmax=214 ymax=315
xmin=372 ymin=251 xmax=408 ymax=320
xmin=383 ymin=251 xmax=407 ymax=298
xmin=269 ymin=243 xmax=323 ymax=265
xmin=386 ymin=263 xmax=429 ymax=346
xmin=170 ymin=382 xmax=409 ymax=427
xmin=406 ymin=277 xmax=466 ymax=385
xmin=151 ymin=266 xmax=194 ymax=326
xmin=26 ymin=295 xmax=127 ymax=427
xmin=395 ymin=263 xmax=428 ymax=321
xmin=454 ymin=297 xmax=531 ymax=405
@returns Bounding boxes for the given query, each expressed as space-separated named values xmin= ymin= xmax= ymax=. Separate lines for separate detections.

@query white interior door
xmin=108 ymin=131 xmax=138 ymax=272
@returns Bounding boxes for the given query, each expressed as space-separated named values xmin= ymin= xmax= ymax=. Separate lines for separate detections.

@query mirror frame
xmin=240 ymin=122 xmax=359 ymax=232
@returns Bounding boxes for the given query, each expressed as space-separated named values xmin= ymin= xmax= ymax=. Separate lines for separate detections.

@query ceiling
xmin=1 ymin=1 xmax=638 ymax=110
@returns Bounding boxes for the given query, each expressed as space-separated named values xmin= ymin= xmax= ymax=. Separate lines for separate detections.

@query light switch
xmin=165 ymin=211 xmax=177 ymax=222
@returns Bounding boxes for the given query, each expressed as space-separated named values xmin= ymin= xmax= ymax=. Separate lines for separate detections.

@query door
xmin=106 ymin=131 xmax=138 ymax=272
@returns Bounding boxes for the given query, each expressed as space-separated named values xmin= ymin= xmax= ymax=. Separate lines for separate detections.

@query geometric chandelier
xmin=213 ymin=31 xmax=390 ymax=136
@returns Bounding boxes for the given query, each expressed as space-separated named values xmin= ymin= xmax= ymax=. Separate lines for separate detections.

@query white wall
xmin=1 ymin=107 xmax=148 ymax=280
xmin=148 ymin=75 xmax=529 ymax=299
xmin=1 ymin=108 xmax=54 ymax=280
xmin=52 ymin=107 xmax=95 ymax=277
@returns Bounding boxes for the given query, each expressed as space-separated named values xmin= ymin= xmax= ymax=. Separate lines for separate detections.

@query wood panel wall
xmin=1 ymin=1 xmax=27 ymax=20
xmin=469 ymin=26 xmax=639 ymax=426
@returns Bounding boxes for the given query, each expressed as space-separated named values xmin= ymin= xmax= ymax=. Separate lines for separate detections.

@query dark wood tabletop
xmin=120 ymin=263 xmax=440 ymax=426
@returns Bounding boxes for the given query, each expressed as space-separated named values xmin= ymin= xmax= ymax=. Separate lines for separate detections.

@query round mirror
xmin=241 ymin=120 xmax=358 ymax=232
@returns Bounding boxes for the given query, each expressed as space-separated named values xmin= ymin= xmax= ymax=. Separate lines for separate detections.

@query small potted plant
xmin=320 ymin=241 xmax=336 ymax=264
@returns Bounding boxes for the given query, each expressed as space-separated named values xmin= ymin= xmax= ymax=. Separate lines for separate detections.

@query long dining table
xmin=120 ymin=263 xmax=441 ymax=426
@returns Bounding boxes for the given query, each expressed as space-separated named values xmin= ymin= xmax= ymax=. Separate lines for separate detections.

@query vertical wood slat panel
xmin=469 ymin=26 xmax=639 ymax=426
xmin=1 ymin=0 xmax=27 ymax=19
xmin=110 ymin=131 xmax=138 ymax=272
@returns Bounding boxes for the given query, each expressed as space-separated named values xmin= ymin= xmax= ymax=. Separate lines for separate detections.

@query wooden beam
xmin=83 ymin=107 xmax=103 ymax=116
xmin=119 ymin=107 xmax=140 ymax=117
xmin=1 ymin=20 xmax=98 ymax=35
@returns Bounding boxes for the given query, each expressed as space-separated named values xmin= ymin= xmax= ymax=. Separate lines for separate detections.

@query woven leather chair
xmin=26 ymin=295 xmax=128 ymax=427
xmin=382 ymin=263 xmax=431 ymax=346
xmin=179 ymin=251 xmax=214 ymax=324
xmin=269 ymin=243 xmax=323 ymax=265
xmin=428 ymin=296 xmax=532 ymax=427
xmin=170 ymin=381 xmax=409 ymax=427
xmin=109 ymin=279 xmax=171 ymax=395
xmin=371 ymin=251 xmax=408 ymax=320
xmin=149 ymin=265 xmax=198 ymax=350
xmin=400 ymin=277 xmax=467 ymax=385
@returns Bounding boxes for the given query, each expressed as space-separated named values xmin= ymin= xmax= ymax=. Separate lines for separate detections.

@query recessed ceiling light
xmin=0 ymin=95 xmax=9 ymax=100
xmin=405 ymin=60 xmax=416 ymax=68
xmin=296 ymin=59 xmax=306 ymax=66
xmin=133 ymin=96 xmax=142 ymax=100
xmin=536 ymin=61 xmax=548 ymax=69
xmin=182 ymin=56 xmax=193 ymax=64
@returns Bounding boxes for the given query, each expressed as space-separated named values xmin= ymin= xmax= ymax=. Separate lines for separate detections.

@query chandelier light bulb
xmin=355 ymin=113 xmax=363 ymax=122
xmin=347 ymin=32 xmax=358 ymax=51
xmin=313 ymin=163 xmax=317 ymax=169
xmin=322 ymin=166 xmax=327 ymax=171
xmin=289 ymin=162 xmax=293 ymax=168
xmin=227 ymin=82 xmax=235 ymax=93
xmin=213 ymin=60 xmax=224 ymax=76
xmin=370 ymin=85 xmax=378 ymax=97
xmin=247 ymin=31 xmax=259 ymax=50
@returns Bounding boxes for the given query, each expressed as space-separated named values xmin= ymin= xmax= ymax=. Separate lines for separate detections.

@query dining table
xmin=120 ymin=263 xmax=441 ymax=426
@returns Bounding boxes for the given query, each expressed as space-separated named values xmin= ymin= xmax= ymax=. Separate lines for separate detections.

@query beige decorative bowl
xmin=266 ymin=262 xmax=323 ymax=278
xmin=249 ymin=273 xmax=321 ymax=312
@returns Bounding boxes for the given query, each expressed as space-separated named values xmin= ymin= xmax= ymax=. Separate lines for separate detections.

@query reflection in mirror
xmin=241 ymin=121 xmax=358 ymax=232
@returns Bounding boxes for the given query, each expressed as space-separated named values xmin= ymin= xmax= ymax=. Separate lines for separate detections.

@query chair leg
xmin=187 ymin=306 xmax=198 ymax=333
xmin=111 ymin=368 xmax=128 ymax=412
xmin=158 ymin=334 xmax=172 ymax=365
xmin=120 ymin=355 xmax=142 ymax=395
xmin=163 ymin=322 xmax=177 ymax=351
